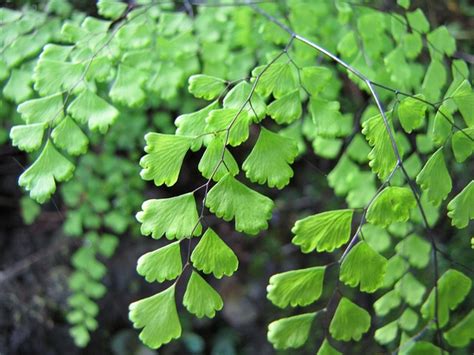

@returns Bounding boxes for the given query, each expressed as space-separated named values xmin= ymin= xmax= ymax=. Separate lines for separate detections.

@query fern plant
xmin=1 ymin=0 xmax=473 ymax=353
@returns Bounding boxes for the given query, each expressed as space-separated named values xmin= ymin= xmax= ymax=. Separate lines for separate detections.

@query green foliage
xmin=2 ymin=1 xmax=473 ymax=353
xmin=267 ymin=266 xmax=325 ymax=308
xmin=339 ymin=241 xmax=387 ymax=293
xmin=129 ymin=286 xmax=182 ymax=349
xmin=267 ymin=312 xmax=316 ymax=350
xmin=329 ymin=298 xmax=371 ymax=342
xmin=205 ymin=174 xmax=274 ymax=235
xmin=291 ymin=209 xmax=353 ymax=253
xmin=191 ymin=228 xmax=239 ymax=279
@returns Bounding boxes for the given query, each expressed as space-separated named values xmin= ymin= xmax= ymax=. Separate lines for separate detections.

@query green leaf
xmin=3 ymin=69 xmax=33 ymax=103
xmin=317 ymin=339 xmax=341 ymax=355
xmin=136 ymin=192 xmax=202 ymax=240
xmin=206 ymin=108 xmax=252 ymax=147
xmin=110 ymin=64 xmax=147 ymax=107
xmin=395 ymin=234 xmax=431 ymax=269
xmin=267 ymin=312 xmax=316 ymax=350
xmin=375 ymin=321 xmax=398 ymax=345
xmin=70 ymin=325 xmax=90 ymax=348
xmin=405 ymin=342 xmax=442 ymax=355
xmin=242 ymin=127 xmax=298 ymax=189
xmin=362 ymin=224 xmax=391 ymax=253
xmin=97 ymin=0 xmax=127 ymax=20
xmin=397 ymin=95 xmax=427 ymax=133
xmin=34 ymin=59 xmax=83 ymax=96
xmin=397 ymin=0 xmax=410 ymax=9
xmin=223 ymin=81 xmax=266 ymax=122
xmin=129 ymin=286 xmax=181 ymax=349
xmin=395 ymin=273 xmax=426 ymax=307
xmin=416 ymin=148 xmax=452 ymax=206
xmin=309 ymin=98 xmax=346 ymax=138
xmin=188 ymin=74 xmax=226 ymax=100
xmin=340 ymin=241 xmax=387 ymax=293
xmin=20 ymin=196 xmax=41 ymax=225
xmin=421 ymin=269 xmax=472 ymax=327
xmin=374 ymin=290 xmax=401 ymax=316
xmin=10 ymin=123 xmax=46 ymax=152
xmin=383 ymin=255 xmax=409 ymax=288
xmin=451 ymin=128 xmax=474 ymax=163
xmin=198 ymin=137 xmax=239 ymax=182
xmin=137 ymin=242 xmax=182 ymax=283
xmin=452 ymin=80 xmax=474 ymax=127
xmin=17 ymin=93 xmax=64 ymax=124
xmin=175 ymin=101 xmax=219 ymax=151
xmin=399 ymin=308 xmax=419 ymax=331
xmin=407 ymin=9 xmax=429 ymax=33
xmin=19 ymin=140 xmax=75 ymax=203
xmin=191 ymin=228 xmax=238 ymax=279
xmin=291 ymin=209 xmax=353 ymax=253
xmin=205 ymin=174 xmax=274 ymax=235
xmin=361 ymin=113 xmax=398 ymax=180
xmin=329 ymin=297 xmax=371 ymax=342
xmin=67 ymin=89 xmax=119 ymax=134
xmin=267 ymin=266 xmax=325 ymax=308
xmin=267 ymin=89 xmax=302 ymax=124
xmin=427 ymin=26 xmax=456 ymax=57
xmin=347 ymin=134 xmax=370 ymax=163
xmin=183 ymin=271 xmax=223 ymax=318
xmin=366 ymin=187 xmax=416 ymax=227
xmin=253 ymin=62 xmax=298 ymax=99
xmin=139 ymin=133 xmax=193 ymax=187
xmin=447 ymin=181 xmax=474 ymax=229
xmin=301 ymin=66 xmax=332 ymax=95
xmin=327 ymin=154 xmax=361 ymax=196
xmin=443 ymin=310 xmax=474 ymax=348
xmin=51 ymin=116 xmax=89 ymax=156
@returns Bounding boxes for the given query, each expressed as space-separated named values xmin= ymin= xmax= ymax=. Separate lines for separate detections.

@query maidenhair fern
xmin=2 ymin=0 xmax=473 ymax=353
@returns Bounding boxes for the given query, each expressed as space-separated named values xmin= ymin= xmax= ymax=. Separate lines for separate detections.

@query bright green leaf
xmin=395 ymin=234 xmax=431 ymax=269
xmin=317 ymin=339 xmax=341 ymax=355
xmin=19 ymin=140 xmax=75 ymax=203
xmin=137 ymin=242 xmax=182 ymax=283
xmin=183 ymin=271 xmax=223 ymax=318
xmin=129 ymin=286 xmax=181 ymax=349
xmin=267 ymin=90 xmax=302 ymax=124
xmin=396 ymin=273 xmax=426 ymax=307
xmin=366 ymin=187 xmax=416 ymax=227
xmin=198 ymin=136 xmax=239 ymax=182
xmin=291 ymin=209 xmax=353 ymax=253
xmin=451 ymin=128 xmax=474 ymax=163
xmin=375 ymin=321 xmax=398 ymax=345
xmin=447 ymin=181 xmax=474 ymax=229
xmin=267 ymin=312 xmax=316 ymax=350
xmin=443 ymin=310 xmax=474 ymax=348
xmin=397 ymin=95 xmax=426 ymax=133
xmin=139 ymin=133 xmax=192 ymax=187
xmin=329 ymin=297 xmax=371 ymax=342
xmin=10 ymin=123 xmax=46 ymax=153
xmin=242 ymin=127 xmax=298 ymax=189
xmin=191 ymin=228 xmax=238 ymax=279
xmin=17 ymin=93 xmax=64 ymax=124
xmin=267 ymin=266 xmax=325 ymax=308
xmin=374 ymin=290 xmax=401 ymax=316
xmin=205 ymin=174 xmax=274 ymax=235
xmin=51 ymin=116 xmax=89 ymax=156
xmin=340 ymin=241 xmax=387 ymax=293
xmin=136 ymin=192 xmax=202 ymax=240
xmin=188 ymin=74 xmax=226 ymax=100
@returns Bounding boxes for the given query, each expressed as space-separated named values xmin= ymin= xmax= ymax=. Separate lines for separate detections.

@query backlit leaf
xmin=205 ymin=174 xmax=274 ymax=235
xmin=51 ymin=116 xmax=89 ymax=156
xmin=340 ymin=241 xmax=387 ymax=293
xmin=330 ymin=298 xmax=371 ymax=342
xmin=137 ymin=242 xmax=182 ymax=283
xmin=397 ymin=95 xmax=426 ymax=133
xmin=19 ymin=140 xmax=74 ymax=203
xmin=267 ymin=89 xmax=302 ymax=124
xmin=267 ymin=312 xmax=316 ymax=350
xmin=129 ymin=286 xmax=181 ymax=349
xmin=17 ymin=93 xmax=64 ymax=124
xmin=136 ymin=192 xmax=202 ymax=240
xmin=191 ymin=228 xmax=238 ymax=279
xmin=267 ymin=266 xmax=325 ymax=308
xmin=242 ymin=127 xmax=298 ymax=189
xmin=139 ymin=133 xmax=193 ymax=187
xmin=366 ymin=187 xmax=416 ymax=227
xmin=10 ymin=123 xmax=46 ymax=153
xmin=198 ymin=137 xmax=239 ymax=182
xmin=291 ymin=209 xmax=353 ymax=253
xmin=188 ymin=74 xmax=226 ymax=100
xmin=183 ymin=271 xmax=223 ymax=318
xmin=447 ymin=181 xmax=474 ymax=229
